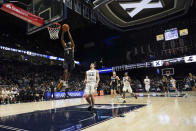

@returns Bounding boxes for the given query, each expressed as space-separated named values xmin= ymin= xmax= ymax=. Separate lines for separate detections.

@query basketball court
xmin=0 ymin=94 xmax=196 ymax=131
xmin=0 ymin=0 xmax=196 ymax=131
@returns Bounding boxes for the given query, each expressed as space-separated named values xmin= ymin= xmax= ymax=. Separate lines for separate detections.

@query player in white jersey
xmin=9 ymin=87 xmax=17 ymax=103
xmin=2 ymin=88 xmax=9 ymax=104
xmin=122 ymin=72 xmax=137 ymax=103
xmin=170 ymin=77 xmax=178 ymax=94
xmin=84 ymin=63 xmax=100 ymax=111
xmin=144 ymin=76 xmax=151 ymax=95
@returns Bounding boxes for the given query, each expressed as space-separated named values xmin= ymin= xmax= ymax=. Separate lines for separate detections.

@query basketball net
xmin=47 ymin=23 xmax=61 ymax=40
xmin=166 ymin=73 xmax=170 ymax=77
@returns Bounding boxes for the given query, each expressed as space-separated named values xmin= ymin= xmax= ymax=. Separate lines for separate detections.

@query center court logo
xmin=119 ymin=0 xmax=163 ymax=18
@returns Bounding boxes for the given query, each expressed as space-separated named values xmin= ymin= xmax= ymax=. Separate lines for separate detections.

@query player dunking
xmin=122 ymin=72 xmax=137 ymax=103
xmin=110 ymin=72 xmax=120 ymax=98
xmin=84 ymin=63 xmax=100 ymax=111
xmin=61 ymin=26 xmax=75 ymax=97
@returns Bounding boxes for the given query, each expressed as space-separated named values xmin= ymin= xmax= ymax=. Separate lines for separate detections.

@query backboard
xmin=27 ymin=0 xmax=66 ymax=35
xmin=162 ymin=68 xmax=174 ymax=76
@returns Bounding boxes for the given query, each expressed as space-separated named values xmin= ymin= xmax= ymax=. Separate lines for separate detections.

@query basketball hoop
xmin=47 ymin=23 xmax=61 ymax=40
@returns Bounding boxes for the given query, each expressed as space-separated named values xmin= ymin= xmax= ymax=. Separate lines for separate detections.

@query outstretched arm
xmin=117 ymin=76 xmax=120 ymax=81
xmin=61 ymin=31 xmax=67 ymax=48
xmin=96 ymin=70 xmax=100 ymax=86
xmin=117 ymin=76 xmax=120 ymax=86
xmin=67 ymin=29 xmax=75 ymax=49
xmin=128 ymin=77 xmax=131 ymax=83
xmin=84 ymin=72 xmax=87 ymax=84
xmin=110 ymin=77 xmax=112 ymax=86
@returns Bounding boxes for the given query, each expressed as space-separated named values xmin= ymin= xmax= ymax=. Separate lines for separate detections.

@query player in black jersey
xmin=162 ymin=76 xmax=169 ymax=95
xmin=188 ymin=73 xmax=196 ymax=92
xmin=110 ymin=72 xmax=120 ymax=98
xmin=61 ymin=27 xmax=75 ymax=97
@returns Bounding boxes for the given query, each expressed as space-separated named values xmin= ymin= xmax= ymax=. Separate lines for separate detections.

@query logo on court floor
xmin=93 ymin=0 xmax=192 ymax=31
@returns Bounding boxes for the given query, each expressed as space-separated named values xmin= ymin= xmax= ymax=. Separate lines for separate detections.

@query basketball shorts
xmin=145 ymin=85 xmax=150 ymax=92
xmin=163 ymin=82 xmax=167 ymax=87
xmin=190 ymin=81 xmax=195 ymax=87
xmin=84 ymin=82 xmax=97 ymax=95
xmin=111 ymin=85 xmax=117 ymax=90
xmin=172 ymin=84 xmax=176 ymax=88
xmin=123 ymin=86 xmax=132 ymax=93
xmin=63 ymin=59 xmax=75 ymax=72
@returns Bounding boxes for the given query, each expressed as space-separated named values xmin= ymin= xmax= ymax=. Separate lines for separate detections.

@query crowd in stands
xmin=0 ymin=59 xmax=112 ymax=103
xmin=0 ymin=59 xmax=59 ymax=104
xmin=0 ymin=58 xmax=196 ymax=105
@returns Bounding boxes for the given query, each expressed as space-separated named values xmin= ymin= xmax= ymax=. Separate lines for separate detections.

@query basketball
xmin=165 ymin=61 xmax=170 ymax=66
xmin=62 ymin=24 xmax=69 ymax=32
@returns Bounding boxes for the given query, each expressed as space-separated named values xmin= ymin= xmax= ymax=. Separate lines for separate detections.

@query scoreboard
xmin=164 ymin=28 xmax=179 ymax=41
